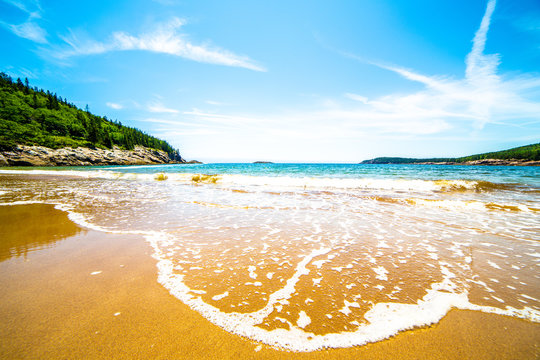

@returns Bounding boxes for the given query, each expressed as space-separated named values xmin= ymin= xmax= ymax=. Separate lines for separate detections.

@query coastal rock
xmin=0 ymin=145 xmax=186 ymax=167
xmin=0 ymin=153 xmax=8 ymax=166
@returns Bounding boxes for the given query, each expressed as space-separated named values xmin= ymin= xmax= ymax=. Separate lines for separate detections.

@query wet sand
xmin=0 ymin=204 xmax=538 ymax=359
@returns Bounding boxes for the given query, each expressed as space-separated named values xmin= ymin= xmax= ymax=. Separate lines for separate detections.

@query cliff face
xmin=0 ymin=145 xmax=185 ymax=167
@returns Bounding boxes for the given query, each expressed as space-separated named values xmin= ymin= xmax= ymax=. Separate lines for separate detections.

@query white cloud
xmin=345 ymin=93 xmax=369 ymax=104
xmin=148 ymin=101 xmax=179 ymax=114
xmin=1 ymin=0 xmax=47 ymax=43
xmin=343 ymin=0 xmax=540 ymax=132
xmin=53 ymin=18 xmax=266 ymax=72
xmin=3 ymin=0 xmax=42 ymax=15
xmin=106 ymin=102 xmax=123 ymax=110
xmin=205 ymin=100 xmax=228 ymax=106
xmin=148 ymin=0 xmax=539 ymax=162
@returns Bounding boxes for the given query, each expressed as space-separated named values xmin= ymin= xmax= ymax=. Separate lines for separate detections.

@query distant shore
xmin=361 ymin=158 xmax=540 ymax=166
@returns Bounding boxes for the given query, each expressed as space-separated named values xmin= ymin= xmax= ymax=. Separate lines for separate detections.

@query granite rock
xmin=0 ymin=145 xmax=185 ymax=166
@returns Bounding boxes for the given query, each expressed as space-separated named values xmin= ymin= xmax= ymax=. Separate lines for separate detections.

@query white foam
xmin=339 ymin=300 xmax=360 ymax=316
xmin=297 ymin=311 xmax=311 ymax=329
xmin=373 ymin=266 xmax=388 ymax=281
xmin=312 ymin=259 xmax=329 ymax=269
xmin=212 ymin=291 xmax=229 ymax=301
xmin=377 ymin=240 xmax=390 ymax=248
xmin=90 ymin=271 xmax=102 ymax=275
xmin=0 ymin=200 xmax=44 ymax=206
xmin=248 ymin=265 xmax=258 ymax=279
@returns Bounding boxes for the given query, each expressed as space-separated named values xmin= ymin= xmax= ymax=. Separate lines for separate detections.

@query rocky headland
xmin=0 ymin=145 xmax=186 ymax=167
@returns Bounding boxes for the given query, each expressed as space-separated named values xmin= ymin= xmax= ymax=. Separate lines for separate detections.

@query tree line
xmin=361 ymin=143 xmax=540 ymax=164
xmin=0 ymin=72 xmax=181 ymax=160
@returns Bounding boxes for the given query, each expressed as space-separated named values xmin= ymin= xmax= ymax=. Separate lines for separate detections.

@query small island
xmin=253 ymin=161 xmax=274 ymax=164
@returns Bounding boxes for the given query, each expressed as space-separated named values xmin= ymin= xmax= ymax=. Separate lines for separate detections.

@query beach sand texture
xmin=0 ymin=203 xmax=538 ymax=359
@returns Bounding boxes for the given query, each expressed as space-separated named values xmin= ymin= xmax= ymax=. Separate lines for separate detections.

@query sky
xmin=1 ymin=0 xmax=539 ymax=163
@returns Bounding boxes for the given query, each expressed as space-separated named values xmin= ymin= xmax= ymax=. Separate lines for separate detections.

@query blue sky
xmin=1 ymin=0 xmax=539 ymax=162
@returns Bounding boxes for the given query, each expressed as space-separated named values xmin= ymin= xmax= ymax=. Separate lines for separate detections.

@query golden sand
xmin=0 ymin=204 xmax=538 ymax=359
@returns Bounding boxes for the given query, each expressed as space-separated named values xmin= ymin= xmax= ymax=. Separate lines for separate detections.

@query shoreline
xmin=0 ymin=203 xmax=538 ymax=358
xmin=361 ymin=159 xmax=540 ymax=166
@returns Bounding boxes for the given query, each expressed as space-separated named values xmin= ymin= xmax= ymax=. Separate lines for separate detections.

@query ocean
xmin=0 ymin=163 xmax=538 ymax=351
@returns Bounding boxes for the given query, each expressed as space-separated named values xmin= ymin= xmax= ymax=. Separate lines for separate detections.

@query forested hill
xmin=361 ymin=143 xmax=540 ymax=164
xmin=0 ymin=72 xmax=181 ymax=160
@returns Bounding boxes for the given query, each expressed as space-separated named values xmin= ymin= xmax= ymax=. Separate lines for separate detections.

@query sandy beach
xmin=0 ymin=203 xmax=537 ymax=359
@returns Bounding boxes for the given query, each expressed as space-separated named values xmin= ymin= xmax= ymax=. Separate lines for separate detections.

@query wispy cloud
xmin=106 ymin=102 xmax=123 ymax=110
xmin=152 ymin=0 xmax=180 ymax=5
xmin=51 ymin=17 xmax=266 ymax=71
xmin=205 ymin=100 xmax=229 ymax=106
xmin=344 ymin=0 xmax=540 ymax=132
xmin=0 ymin=0 xmax=47 ymax=43
xmin=148 ymin=101 xmax=179 ymax=114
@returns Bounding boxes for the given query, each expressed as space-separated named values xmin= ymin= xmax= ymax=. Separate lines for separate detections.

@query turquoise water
xmin=0 ymin=163 xmax=539 ymax=351
xmin=89 ymin=163 xmax=539 ymax=184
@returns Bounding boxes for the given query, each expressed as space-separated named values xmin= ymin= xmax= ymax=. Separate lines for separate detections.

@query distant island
xmin=361 ymin=143 xmax=540 ymax=166
xmin=253 ymin=161 xmax=274 ymax=164
xmin=0 ymin=72 xmax=186 ymax=166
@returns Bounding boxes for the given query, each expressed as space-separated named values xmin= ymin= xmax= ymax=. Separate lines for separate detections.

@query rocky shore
xmin=361 ymin=158 xmax=540 ymax=166
xmin=0 ymin=145 xmax=185 ymax=166
xmin=417 ymin=159 xmax=540 ymax=166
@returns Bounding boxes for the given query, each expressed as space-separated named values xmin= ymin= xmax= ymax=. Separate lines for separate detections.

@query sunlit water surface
xmin=1 ymin=163 xmax=538 ymax=351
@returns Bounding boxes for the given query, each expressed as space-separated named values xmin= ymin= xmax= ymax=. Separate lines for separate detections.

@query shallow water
xmin=0 ymin=164 xmax=538 ymax=351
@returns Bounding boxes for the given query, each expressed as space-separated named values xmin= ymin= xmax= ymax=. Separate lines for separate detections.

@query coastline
xmin=0 ymin=203 xmax=538 ymax=359
xmin=418 ymin=159 xmax=540 ymax=166
xmin=361 ymin=159 xmax=540 ymax=166
xmin=0 ymin=144 xmax=185 ymax=166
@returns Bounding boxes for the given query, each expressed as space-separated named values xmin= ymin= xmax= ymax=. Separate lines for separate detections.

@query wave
xmin=0 ymin=169 xmax=521 ymax=194
xmin=373 ymin=197 xmax=538 ymax=213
